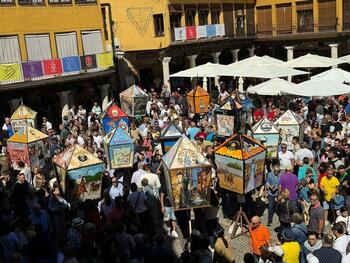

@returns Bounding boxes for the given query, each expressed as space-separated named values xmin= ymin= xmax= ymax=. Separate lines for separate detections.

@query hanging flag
xmin=186 ymin=26 xmax=197 ymax=40
xmin=0 ymin=63 xmax=22 ymax=81
xmin=62 ymin=56 xmax=81 ymax=73
xmin=216 ymin=24 xmax=225 ymax=36
xmin=196 ymin=25 xmax=207 ymax=38
xmin=43 ymin=59 xmax=63 ymax=75
xmin=97 ymin=52 xmax=114 ymax=68
xmin=80 ymin=54 xmax=97 ymax=70
xmin=206 ymin=24 xmax=216 ymax=37
xmin=174 ymin=27 xmax=186 ymax=41
xmin=22 ymin=61 xmax=43 ymax=79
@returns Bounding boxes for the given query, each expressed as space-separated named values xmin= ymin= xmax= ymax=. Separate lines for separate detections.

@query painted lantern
xmin=11 ymin=104 xmax=37 ymax=132
xmin=120 ymin=85 xmax=149 ymax=117
xmin=53 ymin=145 xmax=103 ymax=201
xmin=162 ymin=135 xmax=212 ymax=210
xmin=252 ymin=117 xmax=280 ymax=158
xmin=215 ymin=134 xmax=267 ymax=194
xmin=187 ymin=85 xmax=210 ymax=114
xmin=103 ymin=127 xmax=134 ymax=169
xmin=7 ymin=126 xmax=49 ymax=171
xmin=159 ymin=122 xmax=183 ymax=154
xmin=101 ymin=102 xmax=129 ymax=134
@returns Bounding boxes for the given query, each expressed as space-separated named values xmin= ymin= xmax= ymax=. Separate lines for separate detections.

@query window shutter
xmin=0 ymin=36 xmax=21 ymax=63
xmin=276 ymin=4 xmax=292 ymax=34
xmin=25 ymin=34 xmax=52 ymax=61
xmin=55 ymin=32 xmax=79 ymax=57
xmin=81 ymin=30 xmax=103 ymax=55
xmin=318 ymin=0 xmax=336 ymax=31
xmin=257 ymin=6 xmax=272 ymax=35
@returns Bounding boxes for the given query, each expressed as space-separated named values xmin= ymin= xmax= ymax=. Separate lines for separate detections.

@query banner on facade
xmin=186 ymin=26 xmax=197 ymax=40
xmin=97 ymin=52 xmax=114 ymax=69
xmin=196 ymin=26 xmax=207 ymax=39
xmin=43 ymin=59 xmax=63 ymax=75
xmin=80 ymin=55 xmax=97 ymax=70
xmin=22 ymin=61 xmax=43 ymax=79
xmin=216 ymin=24 xmax=225 ymax=36
xmin=62 ymin=56 xmax=81 ymax=73
xmin=206 ymin=25 xmax=216 ymax=37
xmin=0 ymin=63 xmax=22 ymax=81
xmin=174 ymin=27 xmax=186 ymax=41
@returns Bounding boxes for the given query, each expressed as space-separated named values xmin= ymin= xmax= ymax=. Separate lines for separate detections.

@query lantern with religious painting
xmin=274 ymin=110 xmax=304 ymax=151
xmin=159 ymin=122 xmax=183 ymax=154
xmin=214 ymin=96 xmax=243 ymax=137
xmin=187 ymin=85 xmax=210 ymax=114
xmin=214 ymin=134 xmax=266 ymax=194
xmin=252 ymin=117 xmax=280 ymax=159
xmin=11 ymin=104 xmax=37 ymax=132
xmin=120 ymin=85 xmax=149 ymax=117
xmin=53 ymin=145 xmax=103 ymax=201
xmin=101 ymin=102 xmax=129 ymax=134
xmin=103 ymin=127 xmax=134 ymax=169
xmin=162 ymin=135 xmax=212 ymax=210
xmin=7 ymin=126 xmax=49 ymax=171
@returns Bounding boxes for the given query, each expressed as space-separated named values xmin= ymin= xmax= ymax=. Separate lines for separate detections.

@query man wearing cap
xmin=249 ymin=216 xmax=270 ymax=260
xmin=276 ymin=228 xmax=300 ymax=263
xmin=67 ymin=218 xmax=84 ymax=251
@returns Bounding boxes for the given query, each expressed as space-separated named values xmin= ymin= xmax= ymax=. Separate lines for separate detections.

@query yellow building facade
xmin=0 ymin=0 xmax=115 ymax=124
xmin=102 ymin=0 xmax=256 ymax=89
xmin=0 ymin=0 xmax=106 ymax=61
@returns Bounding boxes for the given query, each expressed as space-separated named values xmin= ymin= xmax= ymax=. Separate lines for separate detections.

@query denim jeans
xmin=268 ymin=195 xmax=277 ymax=224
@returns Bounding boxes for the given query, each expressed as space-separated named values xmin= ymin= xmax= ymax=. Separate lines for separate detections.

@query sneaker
xmin=171 ymin=230 xmax=179 ymax=238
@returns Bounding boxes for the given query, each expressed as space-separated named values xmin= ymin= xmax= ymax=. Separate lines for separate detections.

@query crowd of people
xmin=0 ymin=82 xmax=349 ymax=263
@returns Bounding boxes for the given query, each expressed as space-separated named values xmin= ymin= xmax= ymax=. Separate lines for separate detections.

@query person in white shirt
xmin=109 ymin=176 xmax=124 ymax=200
xmin=140 ymin=166 xmax=161 ymax=199
xmin=42 ymin=117 xmax=52 ymax=132
xmin=77 ymin=105 xmax=87 ymax=119
xmin=278 ymin=143 xmax=295 ymax=170
xmin=131 ymin=163 xmax=146 ymax=188
xmin=294 ymin=142 xmax=314 ymax=166
xmin=332 ymin=222 xmax=350 ymax=257
xmin=336 ymin=207 xmax=350 ymax=235
xmin=342 ymin=241 xmax=350 ymax=263
xmin=91 ymin=102 xmax=102 ymax=116
xmin=77 ymin=134 xmax=85 ymax=146
xmin=92 ymin=131 xmax=103 ymax=149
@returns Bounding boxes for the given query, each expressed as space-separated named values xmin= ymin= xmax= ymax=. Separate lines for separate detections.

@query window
xmin=75 ymin=0 xmax=96 ymax=4
xmin=0 ymin=0 xmax=15 ymax=5
xmin=48 ymin=0 xmax=71 ymax=4
xmin=55 ymin=32 xmax=78 ymax=57
xmin=0 ymin=36 xmax=21 ymax=63
xmin=185 ymin=9 xmax=196 ymax=26
xmin=199 ymin=9 xmax=209 ymax=25
xmin=211 ymin=9 xmax=220 ymax=24
xmin=101 ymin=7 xmax=109 ymax=41
xmin=81 ymin=30 xmax=103 ymax=55
xmin=235 ymin=5 xmax=245 ymax=36
xmin=18 ymin=0 xmax=43 ymax=5
xmin=296 ymin=1 xmax=314 ymax=33
xmin=170 ymin=13 xmax=182 ymax=29
xmin=153 ymin=14 xmax=164 ymax=37
xmin=25 ymin=34 xmax=52 ymax=61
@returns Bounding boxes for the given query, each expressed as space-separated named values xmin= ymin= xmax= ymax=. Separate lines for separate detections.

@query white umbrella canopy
xmin=338 ymin=54 xmax=350 ymax=63
xmin=170 ymin=62 xmax=235 ymax=77
xmin=229 ymin=65 xmax=309 ymax=79
xmin=283 ymin=53 xmax=343 ymax=68
xmin=282 ymin=79 xmax=350 ymax=97
xmin=262 ymin=55 xmax=284 ymax=64
xmin=228 ymin=55 xmax=278 ymax=70
xmin=311 ymin=68 xmax=350 ymax=83
xmin=247 ymin=78 xmax=297 ymax=96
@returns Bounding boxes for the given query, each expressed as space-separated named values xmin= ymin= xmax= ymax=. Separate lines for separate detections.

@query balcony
xmin=172 ymin=24 xmax=225 ymax=42
xmin=318 ymin=17 xmax=337 ymax=32
xmin=256 ymin=24 xmax=272 ymax=36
